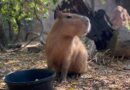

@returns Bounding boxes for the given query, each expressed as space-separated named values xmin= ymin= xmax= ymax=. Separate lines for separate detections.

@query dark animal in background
xmin=46 ymin=12 xmax=91 ymax=81
xmin=88 ymin=9 xmax=113 ymax=50
xmin=54 ymin=0 xmax=114 ymax=51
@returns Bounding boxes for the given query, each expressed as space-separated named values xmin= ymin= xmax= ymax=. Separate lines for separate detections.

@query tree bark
xmin=8 ymin=20 xmax=13 ymax=41
xmin=15 ymin=18 xmax=21 ymax=42
xmin=0 ymin=15 xmax=6 ymax=51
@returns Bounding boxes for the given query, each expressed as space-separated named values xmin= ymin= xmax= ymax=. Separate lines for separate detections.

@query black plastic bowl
xmin=4 ymin=69 xmax=56 ymax=90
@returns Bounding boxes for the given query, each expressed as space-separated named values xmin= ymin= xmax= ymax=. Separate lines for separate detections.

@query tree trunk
xmin=15 ymin=18 xmax=21 ymax=42
xmin=0 ymin=15 xmax=6 ymax=51
xmin=8 ymin=20 xmax=13 ymax=41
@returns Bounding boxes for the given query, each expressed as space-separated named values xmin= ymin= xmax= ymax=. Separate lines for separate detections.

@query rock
xmin=84 ymin=37 xmax=97 ymax=59
xmin=109 ymin=27 xmax=130 ymax=58
xmin=26 ymin=44 xmax=43 ymax=53
xmin=110 ymin=5 xmax=130 ymax=30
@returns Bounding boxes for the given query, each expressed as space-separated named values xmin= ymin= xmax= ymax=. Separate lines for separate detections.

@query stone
xmin=26 ymin=44 xmax=43 ymax=53
xmin=109 ymin=28 xmax=130 ymax=57
xmin=83 ymin=37 xmax=97 ymax=58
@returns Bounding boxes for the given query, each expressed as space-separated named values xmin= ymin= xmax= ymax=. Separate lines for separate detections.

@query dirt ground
xmin=0 ymin=49 xmax=130 ymax=90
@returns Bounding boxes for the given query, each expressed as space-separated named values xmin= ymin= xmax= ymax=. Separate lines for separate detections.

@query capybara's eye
xmin=66 ymin=16 xmax=72 ymax=19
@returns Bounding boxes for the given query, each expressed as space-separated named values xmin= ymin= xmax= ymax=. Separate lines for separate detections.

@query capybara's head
xmin=55 ymin=12 xmax=91 ymax=37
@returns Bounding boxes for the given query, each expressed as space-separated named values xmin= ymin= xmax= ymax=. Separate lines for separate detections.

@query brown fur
xmin=46 ymin=12 xmax=91 ymax=81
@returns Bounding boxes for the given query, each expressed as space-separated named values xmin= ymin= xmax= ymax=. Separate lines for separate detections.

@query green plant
xmin=0 ymin=0 xmax=58 ymax=42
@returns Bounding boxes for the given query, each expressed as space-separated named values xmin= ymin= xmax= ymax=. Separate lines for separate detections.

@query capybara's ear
xmin=56 ymin=11 xmax=63 ymax=19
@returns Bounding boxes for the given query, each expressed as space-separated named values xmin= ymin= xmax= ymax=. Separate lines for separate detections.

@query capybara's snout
xmin=81 ymin=16 xmax=91 ymax=34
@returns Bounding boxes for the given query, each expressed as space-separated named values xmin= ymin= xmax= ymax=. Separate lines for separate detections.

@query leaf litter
xmin=0 ymin=50 xmax=130 ymax=90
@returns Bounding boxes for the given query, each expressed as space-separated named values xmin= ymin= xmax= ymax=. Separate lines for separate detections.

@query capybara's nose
xmin=81 ymin=16 xmax=90 ymax=23
xmin=81 ymin=16 xmax=91 ymax=33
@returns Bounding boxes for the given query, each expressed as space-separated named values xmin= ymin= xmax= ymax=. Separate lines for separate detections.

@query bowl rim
xmin=4 ymin=68 xmax=56 ymax=85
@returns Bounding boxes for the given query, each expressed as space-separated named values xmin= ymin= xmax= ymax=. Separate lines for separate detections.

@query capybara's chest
xmin=47 ymin=37 xmax=87 ymax=69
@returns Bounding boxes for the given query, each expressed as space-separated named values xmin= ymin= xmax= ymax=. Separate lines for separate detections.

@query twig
xmin=9 ymin=36 xmax=39 ymax=52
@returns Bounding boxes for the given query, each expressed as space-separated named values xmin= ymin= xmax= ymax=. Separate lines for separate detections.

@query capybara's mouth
xmin=82 ymin=32 xmax=87 ymax=36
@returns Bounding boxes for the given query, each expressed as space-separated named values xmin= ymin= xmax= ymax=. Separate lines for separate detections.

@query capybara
xmin=46 ymin=12 xmax=91 ymax=81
